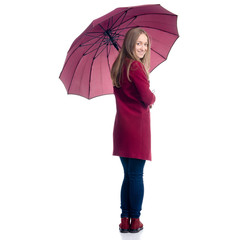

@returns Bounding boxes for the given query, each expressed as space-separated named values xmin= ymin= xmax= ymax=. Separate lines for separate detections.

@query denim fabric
xmin=120 ymin=157 xmax=146 ymax=218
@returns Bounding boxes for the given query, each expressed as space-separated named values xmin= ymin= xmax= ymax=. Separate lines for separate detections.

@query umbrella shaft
xmin=105 ymin=30 xmax=119 ymax=51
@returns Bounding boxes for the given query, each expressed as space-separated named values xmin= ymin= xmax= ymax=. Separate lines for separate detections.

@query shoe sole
xmin=129 ymin=227 xmax=143 ymax=233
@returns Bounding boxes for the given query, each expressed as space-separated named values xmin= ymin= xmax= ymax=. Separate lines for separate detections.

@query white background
xmin=0 ymin=0 xmax=240 ymax=239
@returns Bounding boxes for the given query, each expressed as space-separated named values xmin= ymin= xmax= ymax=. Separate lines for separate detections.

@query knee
xmin=128 ymin=171 xmax=143 ymax=181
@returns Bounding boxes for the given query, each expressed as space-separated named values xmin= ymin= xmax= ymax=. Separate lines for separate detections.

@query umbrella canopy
xmin=59 ymin=4 xmax=179 ymax=99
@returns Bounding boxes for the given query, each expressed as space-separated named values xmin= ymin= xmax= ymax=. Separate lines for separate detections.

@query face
xmin=134 ymin=33 xmax=148 ymax=59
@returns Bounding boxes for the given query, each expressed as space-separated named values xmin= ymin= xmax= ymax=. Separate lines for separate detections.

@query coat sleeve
xmin=129 ymin=61 xmax=156 ymax=107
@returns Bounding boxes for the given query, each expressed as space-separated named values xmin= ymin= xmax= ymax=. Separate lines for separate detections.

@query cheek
xmin=134 ymin=46 xmax=139 ymax=54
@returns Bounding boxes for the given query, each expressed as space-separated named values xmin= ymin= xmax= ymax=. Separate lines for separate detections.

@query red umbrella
xmin=59 ymin=4 xmax=179 ymax=99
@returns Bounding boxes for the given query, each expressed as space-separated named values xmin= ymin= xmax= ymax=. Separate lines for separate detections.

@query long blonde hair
xmin=111 ymin=28 xmax=151 ymax=88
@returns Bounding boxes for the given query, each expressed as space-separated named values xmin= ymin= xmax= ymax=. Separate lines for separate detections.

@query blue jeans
xmin=120 ymin=157 xmax=146 ymax=218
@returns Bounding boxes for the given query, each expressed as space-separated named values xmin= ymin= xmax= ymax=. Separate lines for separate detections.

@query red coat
xmin=113 ymin=58 xmax=156 ymax=161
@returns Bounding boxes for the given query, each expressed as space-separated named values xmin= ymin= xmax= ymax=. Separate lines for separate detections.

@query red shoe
xmin=130 ymin=218 xmax=143 ymax=233
xmin=119 ymin=218 xmax=130 ymax=233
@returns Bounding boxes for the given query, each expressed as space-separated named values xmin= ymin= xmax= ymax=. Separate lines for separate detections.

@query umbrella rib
xmin=106 ymin=43 xmax=112 ymax=73
xmin=69 ymin=34 xmax=101 ymax=53
xmin=112 ymin=13 xmax=136 ymax=35
xmin=88 ymin=35 xmax=107 ymax=98
xmin=151 ymin=47 xmax=166 ymax=60
xmin=80 ymin=42 xmax=97 ymax=47
xmin=110 ymin=17 xmax=137 ymax=41
xmin=107 ymin=16 xmax=112 ymax=30
xmin=84 ymin=41 xmax=105 ymax=56
xmin=66 ymin=35 xmax=106 ymax=93
xmin=142 ymin=25 xmax=179 ymax=36
xmin=72 ymin=32 xmax=105 ymax=51
xmin=95 ymin=41 xmax=110 ymax=58
xmin=80 ymin=34 xmax=104 ymax=47
xmin=88 ymin=60 xmax=94 ymax=99
xmin=85 ymin=32 xmax=105 ymax=36
xmin=67 ymin=55 xmax=83 ymax=93
xmin=110 ymin=10 xmax=128 ymax=30
xmin=111 ymin=13 xmax=178 ymax=36
xmin=60 ymin=36 xmax=104 ymax=79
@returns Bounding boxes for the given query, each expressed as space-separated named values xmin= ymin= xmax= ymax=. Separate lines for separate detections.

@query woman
xmin=111 ymin=28 xmax=156 ymax=233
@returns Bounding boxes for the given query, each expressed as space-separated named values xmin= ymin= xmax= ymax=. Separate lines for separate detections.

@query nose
xmin=140 ymin=44 xmax=145 ymax=51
